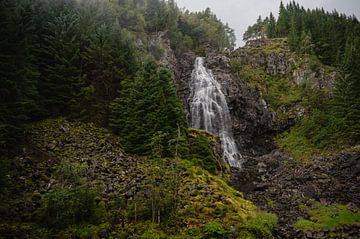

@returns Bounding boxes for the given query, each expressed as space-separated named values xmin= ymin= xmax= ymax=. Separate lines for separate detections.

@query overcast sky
xmin=175 ymin=0 xmax=360 ymax=46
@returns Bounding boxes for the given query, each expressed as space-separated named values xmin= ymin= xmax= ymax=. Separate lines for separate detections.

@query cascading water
xmin=189 ymin=57 xmax=243 ymax=168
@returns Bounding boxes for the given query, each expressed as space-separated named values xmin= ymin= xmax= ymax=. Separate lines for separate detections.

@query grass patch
xmin=275 ymin=107 xmax=349 ymax=160
xmin=294 ymin=203 xmax=360 ymax=232
xmin=241 ymin=212 xmax=278 ymax=238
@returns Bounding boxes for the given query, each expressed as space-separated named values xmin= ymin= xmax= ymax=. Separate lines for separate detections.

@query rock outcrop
xmin=233 ymin=38 xmax=336 ymax=90
xmin=233 ymin=38 xmax=293 ymax=75
xmin=204 ymin=52 xmax=275 ymax=155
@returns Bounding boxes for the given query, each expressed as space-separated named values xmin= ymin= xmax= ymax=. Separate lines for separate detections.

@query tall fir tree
xmin=288 ymin=17 xmax=299 ymax=51
xmin=110 ymin=60 xmax=186 ymax=155
xmin=266 ymin=12 xmax=276 ymax=38
xmin=38 ymin=8 xmax=87 ymax=118
xmin=276 ymin=1 xmax=289 ymax=37
xmin=0 ymin=0 xmax=39 ymax=153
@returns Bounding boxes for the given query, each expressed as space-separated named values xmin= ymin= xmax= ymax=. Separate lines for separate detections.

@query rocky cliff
xmin=153 ymin=32 xmax=276 ymax=156
xmin=233 ymin=38 xmax=336 ymax=90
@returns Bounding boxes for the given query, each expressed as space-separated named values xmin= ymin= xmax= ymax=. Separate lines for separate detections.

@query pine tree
xmin=38 ymin=9 xmax=87 ymax=118
xmin=110 ymin=60 xmax=186 ymax=155
xmin=276 ymin=1 xmax=289 ymax=37
xmin=266 ymin=12 xmax=276 ymax=38
xmin=333 ymin=36 xmax=360 ymax=143
xmin=299 ymin=31 xmax=314 ymax=54
xmin=0 ymin=0 xmax=39 ymax=153
xmin=288 ymin=17 xmax=299 ymax=51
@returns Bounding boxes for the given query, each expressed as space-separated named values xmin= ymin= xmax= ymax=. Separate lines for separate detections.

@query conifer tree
xmin=333 ymin=36 xmax=360 ymax=142
xmin=288 ymin=17 xmax=299 ymax=51
xmin=38 ymin=8 xmax=87 ymax=117
xmin=110 ymin=60 xmax=186 ymax=155
xmin=0 ymin=0 xmax=39 ymax=153
xmin=276 ymin=1 xmax=288 ymax=37
xmin=266 ymin=12 xmax=276 ymax=38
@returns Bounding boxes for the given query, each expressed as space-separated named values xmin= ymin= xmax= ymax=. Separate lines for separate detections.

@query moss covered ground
xmin=295 ymin=203 xmax=360 ymax=234
xmin=0 ymin=119 xmax=277 ymax=238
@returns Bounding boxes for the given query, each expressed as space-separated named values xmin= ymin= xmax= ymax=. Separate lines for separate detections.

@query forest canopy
xmin=0 ymin=0 xmax=236 ymax=155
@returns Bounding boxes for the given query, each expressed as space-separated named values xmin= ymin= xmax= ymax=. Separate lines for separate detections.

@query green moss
xmin=275 ymin=107 xmax=349 ymax=160
xmin=294 ymin=203 xmax=360 ymax=232
xmin=240 ymin=212 xmax=278 ymax=239
xmin=203 ymin=221 xmax=227 ymax=238
xmin=275 ymin=124 xmax=319 ymax=161
xmin=139 ymin=223 xmax=167 ymax=239
xmin=0 ymin=223 xmax=50 ymax=238
xmin=188 ymin=128 xmax=219 ymax=174
xmin=176 ymin=162 xmax=277 ymax=238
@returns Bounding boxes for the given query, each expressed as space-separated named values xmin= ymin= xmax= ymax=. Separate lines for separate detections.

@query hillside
xmin=0 ymin=119 xmax=276 ymax=238
xmin=1 ymin=0 xmax=360 ymax=239
xmin=230 ymin=38 xmax=360 ymax=238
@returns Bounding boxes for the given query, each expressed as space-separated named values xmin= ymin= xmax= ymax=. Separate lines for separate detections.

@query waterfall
xmin=189 ymin=57 xmax=242 ymax=168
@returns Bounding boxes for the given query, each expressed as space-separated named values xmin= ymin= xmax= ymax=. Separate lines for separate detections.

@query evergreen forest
xmin=0 ymin=0 xmax=359 ymax=238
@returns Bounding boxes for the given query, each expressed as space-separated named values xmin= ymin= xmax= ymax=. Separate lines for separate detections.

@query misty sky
xmin=175 ymin=0 xmax=360 ymax=46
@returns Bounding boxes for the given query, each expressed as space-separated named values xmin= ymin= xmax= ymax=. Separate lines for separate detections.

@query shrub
xmin=189 ymin=129 xmax=218 ymax=174
xmin=36 ymin=186 xmax=99 ymax=229
xmin=202 ymin=221 xmax=226 ymax=239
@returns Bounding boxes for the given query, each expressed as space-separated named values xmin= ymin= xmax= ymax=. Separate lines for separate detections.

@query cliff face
xmin=233 ymin=38 xmax=293 ymax=75
xmin=203 ymin=52 xmax=275 ymax=155
xmin=155 ymin=34 xmax=338 ymax=158
xmin=153 ymin=32 xmax=276 ymax=156
xmin=233 ymin=38 xmax=336 ymax=90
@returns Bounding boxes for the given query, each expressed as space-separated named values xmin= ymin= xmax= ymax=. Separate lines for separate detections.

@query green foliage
xmin=276 ymin=1 xmax=289 ymax=37
xmin=202 ymin=221 xmax=226 ymax=238
xmin=333 ymin=39 xmax=360 ymax=143
xmin=53 ymin=162 xmax=88 ymax=186
xmin=61 ymin=223 xmax=111 ymax=239
xmin=36 ymin=186 xmax=99 ymax=230
xmin=233 ymin=64 xmax=301 ymax=120
xmin=110 ymin=60 xmax=186 ymax=155
xmin=178 ymin=7 xmax=236 ymax=51
xmin=125 ymin=159 xmax=182 ymax=227
xmin=0 ymin=0 xmax=139 ymax=151
xmin=188 ymin=129 xmax=218 ymax=174
xmin=276 ymin=105 xmax=349 ymax=160
xmin=243 ymin=15 xmax=266 ymax=40
xmin=242 ymin=212 xmax=278 ymax=238
xmin=288 ymin=17 xmax=299 ymax=51
xmin=294 ymin=203 xmax=360 ymax=231
xmin=0 ymin=0 xmax=39 ymax=153
xmin=0 ymin=223 xmax=50 ymax=239
xmin=38 ymin=6 xmax=86 ymax=118
xmin=140 ymin=224 xmax=167 ymax=239
xmin=34 ymin=149 xmax=102 ymax=231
